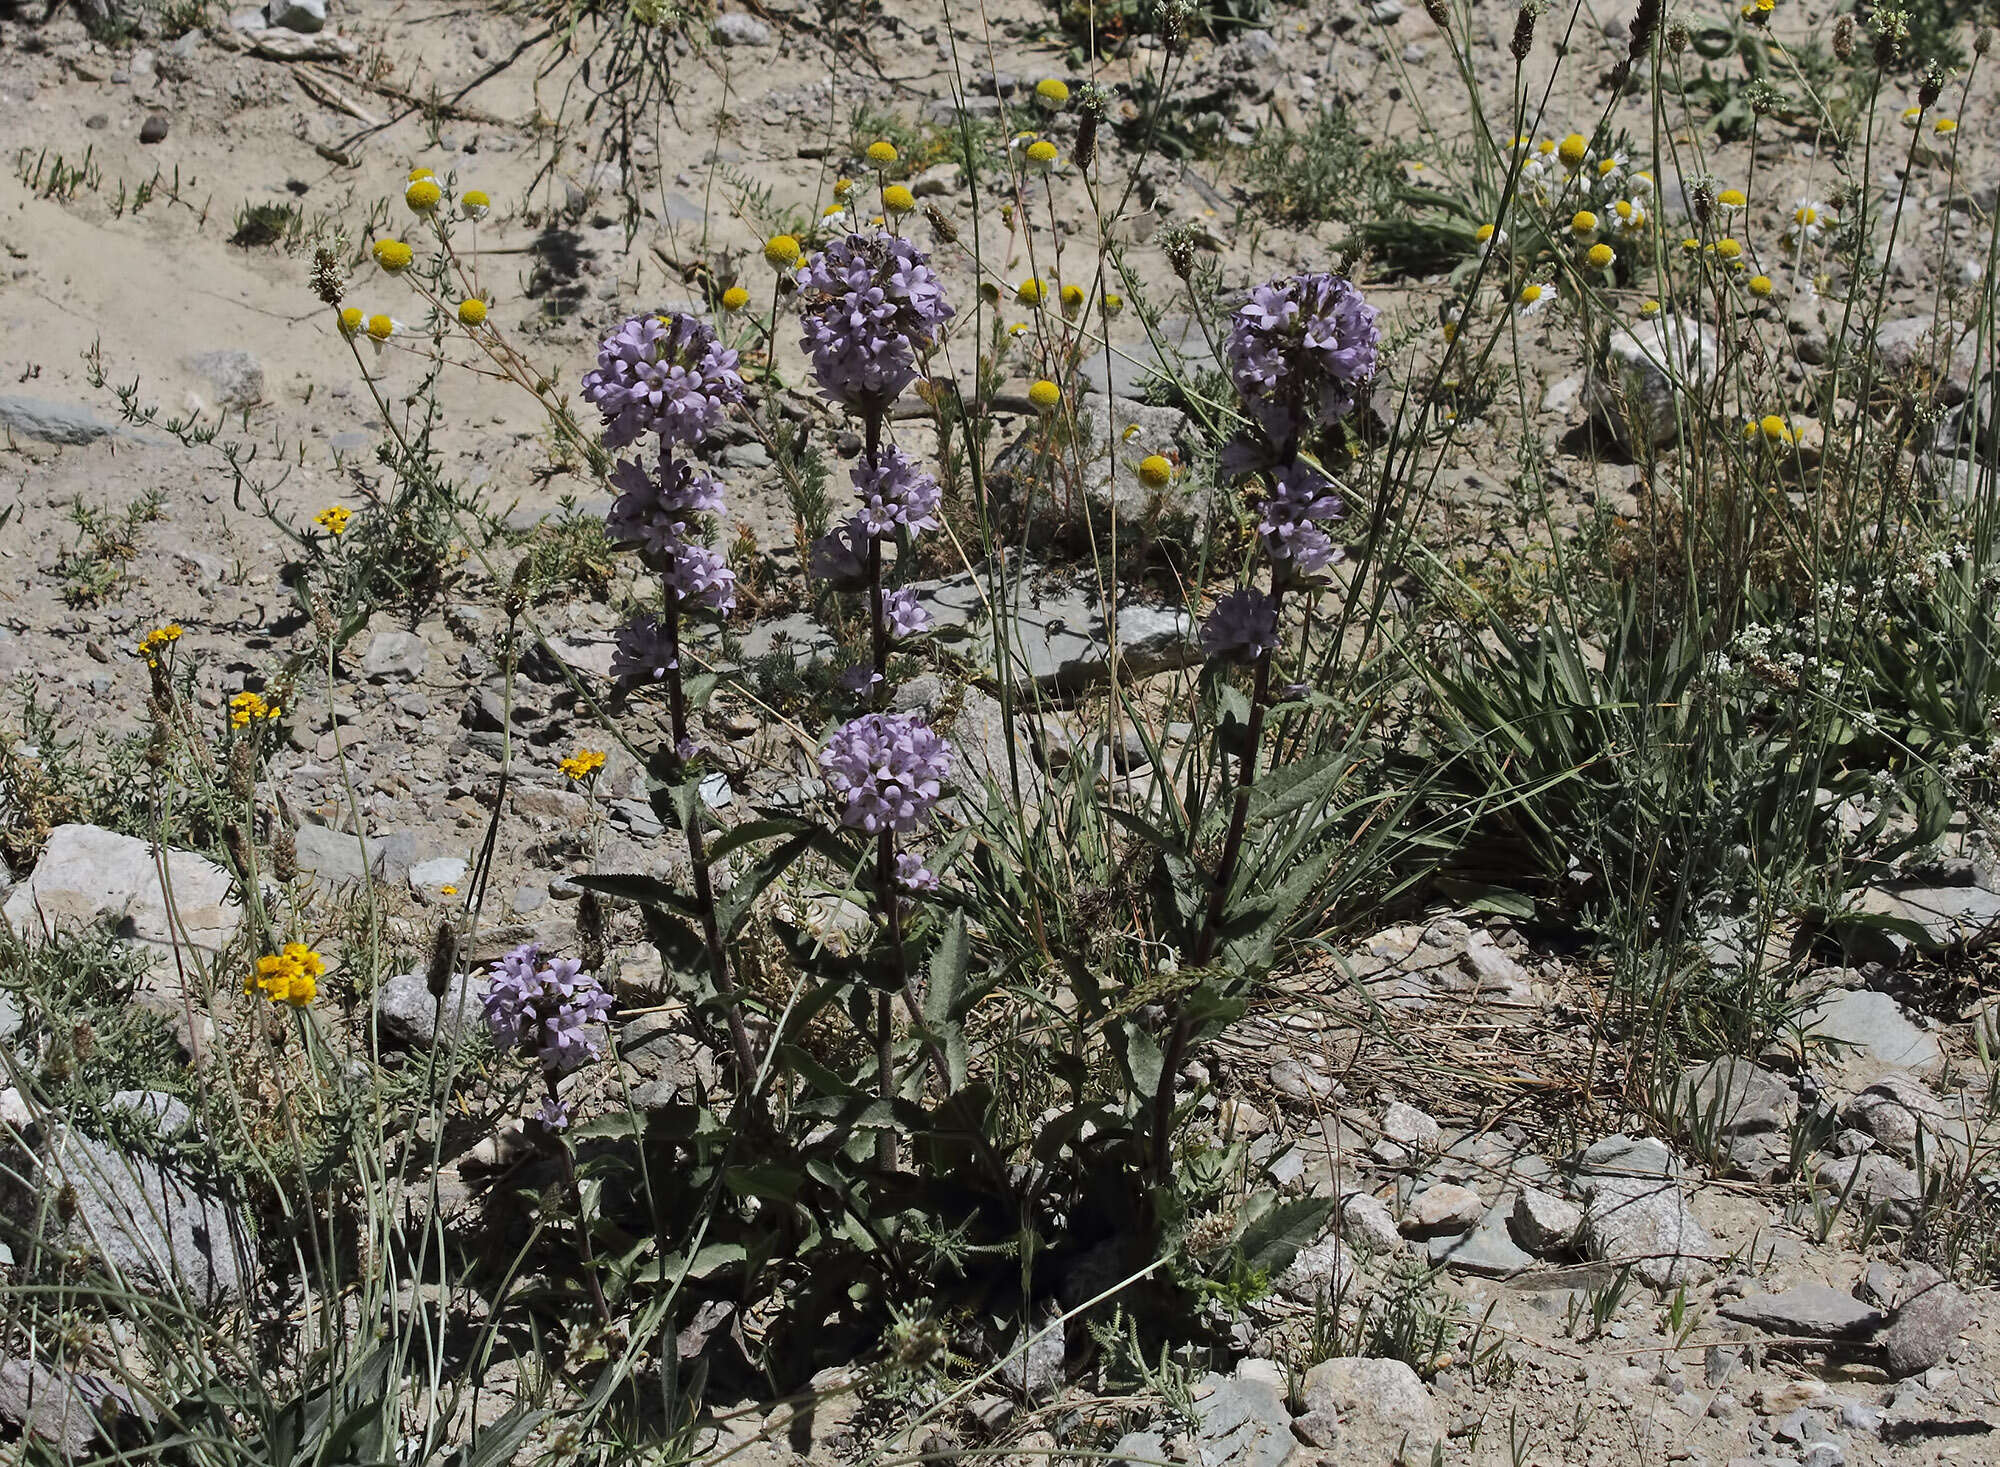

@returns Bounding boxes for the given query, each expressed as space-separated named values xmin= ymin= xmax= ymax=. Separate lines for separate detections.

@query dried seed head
xmin=1160 ymin=0 xmax=1194 ymax=53
xmin=1978 ymin=27 xmax=1992 ymax=56
xmin=1918 ymin=61 xmax=1943 ymax=108
xmin=1627 ymin=0 xmax=1659 ymax=60
xmin=310 ymin=243 xmax=346 ymax=308
xmin=1833 ymin=15 xmax=1854 ymax=59
xmin=1664 ymin=17 xmax=1690 ymax=55
xmin=1160 ymin=223 xmax=1197 ymax=281
xmin=425 ymin=919 xmax=458 ymax=999
xmin=1691 ymin=180 xmax=1715 ymax=225
xmin=1074 ymin=108 xmax=1099 ymax=172
xmin=223 ymin=821 xmax=251 ymax=871
xmin=271 ymin=825 xmax=297 ymax=882
xmin=1510 ymin=5 xmax=1537 ymax=59
xmin=227 ymin=739 xmax=256 ymax=800
xmin=310 ymin=593 xmax=335 ymax=643
xmin=1424 ymin=0 xmax=1450 ymax=29
xmin=1874 ymin=13 xmax=1904 ymax=67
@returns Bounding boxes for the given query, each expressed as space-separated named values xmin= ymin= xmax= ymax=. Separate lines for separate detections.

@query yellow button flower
xmin=1639 ymin=298 xmax=1661 ymax=318
xmin=1015 ymin=277 xmax=1048 ymax=306
xmin=1570 ymin=210 xmax=1598 ymax=235
xmin=865 ymin=139 xmax=898 ymax=167
xmin=1137 ymin=454 xmax=1173 ymax=489
xmin=1747 ymin=274 xmax=1774 ymax=298
xmin=1060 ymin=283 xmax=1085 ymax=317
xmin=1035 ymin=77 xmax=1070 ymax=107
xmin=1028 ymin=379 xmax=1061 ymax=412
xmin=720 ymin=285 xmax=750 ymax=311
xmin=371 ymin=239 xmax=414 ymax=273
xmin=1717 ymin=187 xmax=1746 ymax=211
xmin=882 ymin=184 xmax=916 ymax=215
xmin=1586 ymin=242 xmax=1615 ymax=269
xmin=1024 ymin=139 xmax=1059 ymax=170
xmin=457 ymin=298 xmax=488 ymax=327
xmin=1557 ymin=133 xmax=1589 ymax=170
xmin=338 ymin=306 xmax=364 ymax=338
xmin=764 ymin=234 xmax=803 ymax=269
xmin=460 ymin=188 xmax=491 ymax=219
xmin=405 ymin=178 xmax=443 ymax=214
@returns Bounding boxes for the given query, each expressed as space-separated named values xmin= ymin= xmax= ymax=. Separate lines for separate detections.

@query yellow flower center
xmin=338 ymin=307 xmax=363 ymax=336
xmin=865 ymin=140 xmax=898 ymax=166
xmin=1557 ymin=133 xmax=1588 ymax=169
xmin=367 ymin=314 xmax=396 ymax=341
xmin=881 ymin=184 xmax=916 ymax=214
xmin=1137 ymin=454 xmax=1173 ymax=489
xmin=1028 ymin=379 xmax=1061 ymax=411
xmin=372 ymin=239 xmax=414 ymax=272
xmin=765 ymin=234 xmax=802 ymax=269
xmin=1587 ymin=242 xmax=1615 ymax=269
xmin=457 ymin=298 xmax=488 ymax=327
xmin=1747 ymin=274 xmax=1774 ymax=297
xmin=1571 ymin=210 xmax=1597 ymax=234
xmin=405 ymin=179 xmax=443 ymax=213
xmin=1035 ymin=77 xmax=1070 ymax=106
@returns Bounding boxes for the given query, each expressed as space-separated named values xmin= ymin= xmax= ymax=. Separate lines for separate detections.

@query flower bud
xmin=1918 ymin=61 xmax=1943 ymax=108
xmin=1424 ymin=0 xmax=1450 ymax=28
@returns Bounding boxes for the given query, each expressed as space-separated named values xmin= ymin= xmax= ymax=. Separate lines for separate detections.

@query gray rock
xmin=521 ymin=633 xmax=617 ymax=683
xmin=139 ymin=114 xmax=170 ymax=144
xmin=1804 ymin=989 xmax=1943 ymax=1080
xmin=991 ymin=391 xmax=1204 ymax=528
xmin=183 ymin=349 xmax=264 ymax=410
xmin=0 ymin=1358 xmax=152 ymax=1456
xmin=27 ymin=1126 xmax=246 ymax=1303
xmin=1079 ymin=315 xmax=1216 ymax=398
xmin=1718 ymin=1285 xmax=1887 ymax=1339
xmin=1380 ymin=1100 xmax=1440 ymax=1153
xmin=0 ymin=990 xmax=20 ymax=1042
xmin=1339 ymin=1191 xmax=1404 ymax=1254
xmin=1842 ymin=1073 xmax=1954 ymax=1154
xmin=1403 ymin=1183 xmax=1483 ymax=1236
xmin=1277 ymin=1234 xmax=1353 ymax=1303
xmin=1576 ymin=1134 xmax=1714 ymax=1288
xmin=906 ymin=564 xmax=1196 ymax=694
xmin=1458 ymin=934 xmax=1532 ymax=997
xmin=1811 ymin=1152 xmax=1922 ymax=1226
xmin=940 ymin=688 xmax=1046 ymax=804
xmin=1878 ymin=1265 xmax=1974 ymax=1377
xmin=995 ymin=1308 xmax=1064 ymax=1400
xmin=1510 ymin=1186 xmax=1583 ymax=1256
xmin=408 ymin=855 xmax=468 ymax=895
xmin=1677 ymin=1057 xmax=1795 ymax=1179
xmin=264 ymin=0 xmax=324 ymax=31
xmin=1182 ymin=1366 xmax=1296 ymax=1467
xmin=373 ymin=970 xmax=482 ymax=1049
xmin=360 ymin=628 xmax=429 ymax=683
xmin=293 ymin=824 xmax=414 ymax=889
xmin=711 ymin=11 xmax=773 ymax=45
xmin=1865 ymin=316 xmax=1977 ymax=401
xmin=0 ymin=396 xmax=115 ymax=446
xmin=1588 ymin=315 xmax=1719 ymax=449
xmin=108 ymin=1089 xmax=193 ymax=1136
xmin=1874 ymin=883 xmax=2000 ymax=951
xmin=1296 ymin=1356 xmax=1440 ymax=1459
xmin=1428 ymin=1198 xmax=1534 ymax=1277
xmin=3 ymin=824 xmax=242 ymax=975
xmin=1108 ymin=1429 xmax=1168 ymax=1467
xmin=1704 ymin=1343 xmax=1746 ymax=1387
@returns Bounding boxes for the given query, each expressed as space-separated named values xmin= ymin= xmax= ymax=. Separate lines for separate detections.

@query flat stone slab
xmin=1804 ymin=989 xmax=1943 ymax=1080
xmin=1719 ymin=1284 xmax=1887 ymax=1339
xmin=3 ymin=824 xmax=241 ymax=978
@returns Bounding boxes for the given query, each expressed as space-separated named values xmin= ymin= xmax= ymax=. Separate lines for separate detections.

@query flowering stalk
xmin=586 ymin=311 xmax=760 ymax=1087
xmin=795 ymin=230 xmax=957 ymax=1159
xmin=1149 ymin=273 xmax=1380 ymax=1186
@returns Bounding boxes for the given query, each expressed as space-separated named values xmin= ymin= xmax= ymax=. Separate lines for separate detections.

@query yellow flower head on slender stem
xmin=1015 ymin=276 xmax=1048 ymax=307
xmin=1557 ymin=133 xmax=1589 ymax=170
xmin=405 ymin=178 xmax=443 ymax=214
xmin=371 ymin=239 xmax=414 ymax=273
xmin=1747 ymin=274 xmax=1774 ymax=298
xmin=1035 ymin=77 xmax=1070 ymax=107
xmin=1934 ymin=117 xmax=1958 ymax=137
xmin=1024 ymin=139 xmax=1059 ymax=171
xmin=1137 ymin=454 xmax=1173 ymax=489
xmin=1717 ymin=187 xmax=1746 ymax=211
xmin=457 ymin=298 xmax=488 ymax=327
xmin=367 ymin=314 xmax=398 ymax=342
xmin=1586 ymin=242 xmax=1615 ymax=269
xmin=1570 ymin=209 xmax=1598 ymax=236
xmin=721 ymin=285 xmax=751 ymax=311
xmin=1714 ymin=237 xmax=1744 ymax=262
xmin=1902 ymin=105 xmax=1924 ymax=128
xmin=137 ymin=623 xmax=184 ymax=662
xmin=559 ymin=748 xmax=608 ymax=781
xmin=764 ymin=234 xmax=803 ymax=270
xmin=882 ymin=184 xmax=916 ymax=215
xmin=460 ymin=189 xmax=490 ymax=219
xmin=314 ymin=504 xmax=352 ymax=535
xmin=865 ymin=140 xmax=898 ymax=168
xmin=1102 ymin=292 xmax=1124 ymax=315
xmin=407 ymin=167 xmax=436 ymax=182
xmin=1745 ymin=413 xmax=1795 ymax=445
xmin=338 ymin=306 xmax=364 ymax=338
xmin=1060 ymin=283 xmax=1085 ymax=317
xmin=1028 ymin=378 xmax=1062 ymax=412
xmin=833 ymin=176 xmax=856 ymax=202
xmin=1639 ymin=298 xmax=1661 ymax=318
xmin=249 ymin=942 xmax=326 ymax=1005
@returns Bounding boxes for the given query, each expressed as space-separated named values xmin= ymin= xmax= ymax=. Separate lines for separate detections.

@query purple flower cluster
xmin=1225 ymin=273 xmax=1380 ymax=448
xmin=1257 ymin=461 xmax=1346 ymax=574
xmin=607 ymin=457 xmax=725 ymax=559
xmin=852 ymin=446 xmax=943 ymax=537
xmin=611 ymin=612 xmax=676 ymax=685
xmin=883 ymin=586 xmax=932 ymax=640
xmin=795 ymin=232 xmax=954 ymax=408
xmin=661 ymin=540 xmax=738 ymax=613
xmin=582 ymin=312 xmax=745 ymax=447
xmin=894 ymin=851 xmax=939 ymax=895
xmin=1201 ymin=588 xmax=1281 ymax=665
xmin=818 ymin=712 xmax=955 ymax=834
xmin=483 ymin=942 xmax=615 ymax=1125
